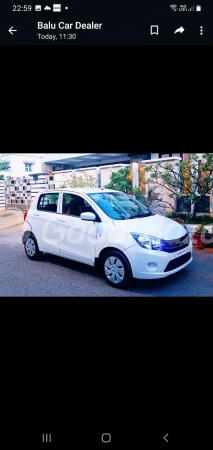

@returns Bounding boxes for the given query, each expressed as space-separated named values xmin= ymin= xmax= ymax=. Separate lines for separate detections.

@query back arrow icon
xmin=163 ymin=434 xmax=169 ymax=443
xmin=9 ymin=26 xmax=17 ymax=35
xmin=174 ymin=26 xmax=185 ymax=34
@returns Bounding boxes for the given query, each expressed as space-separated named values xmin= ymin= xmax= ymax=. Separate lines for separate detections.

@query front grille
xmin=164 ymin=252 xmax=191 ymax=272
xmin=163 ymin=233 xmax=190 ymax=253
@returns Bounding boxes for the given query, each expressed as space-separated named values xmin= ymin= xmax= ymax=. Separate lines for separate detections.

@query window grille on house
xmin=129 ymin=154 xmax=151 ymax=161
xmin=159 ymin=154 xmax=181 ymax=158
xmin=1 ymin=161 xmax=10 ymax=169
xmin=25 ymin=163 xmax=33 ymax=172
xmin=177 ymin=196 xmax=210 ymax=213
xmin=177 ymin=159 xmax=211 ymax=213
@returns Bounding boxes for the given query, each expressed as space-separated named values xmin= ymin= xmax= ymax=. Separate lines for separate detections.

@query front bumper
xmin=124 ymin=241 xmax=193 ymax=280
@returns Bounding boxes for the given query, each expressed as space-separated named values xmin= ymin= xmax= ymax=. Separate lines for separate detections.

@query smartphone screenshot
xmin=0 ymin=152 xmax=212 ymax=446
xmin=0 ymin=1 xmax=212 ymax=44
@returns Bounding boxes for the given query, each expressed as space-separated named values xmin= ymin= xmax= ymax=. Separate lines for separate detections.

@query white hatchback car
xmin=22 ymin=188 xmax=193 ymax=288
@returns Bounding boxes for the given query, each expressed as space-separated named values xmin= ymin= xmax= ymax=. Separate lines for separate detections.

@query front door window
xmin=62 ymin=194 xmax=94 ymax=217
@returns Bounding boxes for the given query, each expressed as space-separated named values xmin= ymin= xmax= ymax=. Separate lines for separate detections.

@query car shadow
xmin=39 ymin=252 xmax=191 ymax=293
xmin=40 ymin=253 xmax=104 ymax=280
xmin=131 ymin=267 xmax=191 ymax=293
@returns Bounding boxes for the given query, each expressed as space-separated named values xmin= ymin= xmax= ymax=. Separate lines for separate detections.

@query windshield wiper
xmin=129 ymin=213 xmax=154 ymax=219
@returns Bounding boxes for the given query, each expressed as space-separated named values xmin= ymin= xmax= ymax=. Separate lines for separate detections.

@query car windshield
xmin=87 ymin=192 xmax=155 ymax=220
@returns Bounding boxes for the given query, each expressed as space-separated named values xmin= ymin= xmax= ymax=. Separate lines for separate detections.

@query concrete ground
xmin=0 ymin=225 xmax=212 ymax=297
xmin=0 ymin=208 xmax=24 ymax=230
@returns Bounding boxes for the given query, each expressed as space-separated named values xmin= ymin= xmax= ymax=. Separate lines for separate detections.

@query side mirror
xmin=80 ymin=212 xmax=96 ymax=221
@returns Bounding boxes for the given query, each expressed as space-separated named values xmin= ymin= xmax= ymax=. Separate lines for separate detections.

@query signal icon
xmin=170 ymin=4 xmax=178 ymax=10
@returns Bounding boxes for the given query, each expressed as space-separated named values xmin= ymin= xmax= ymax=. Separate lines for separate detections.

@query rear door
xmin=29 ymin=192 xmax=60 ymax=254
xmin=57 ymin=192 xmax=99 ymax=265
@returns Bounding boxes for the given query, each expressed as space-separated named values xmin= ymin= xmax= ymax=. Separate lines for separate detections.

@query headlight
xmin=131 ymin=233 xmax=163 ymax=251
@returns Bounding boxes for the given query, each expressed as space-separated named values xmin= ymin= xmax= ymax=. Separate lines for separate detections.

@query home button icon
xmin=101 ymin=433 xmax=111 ymax=443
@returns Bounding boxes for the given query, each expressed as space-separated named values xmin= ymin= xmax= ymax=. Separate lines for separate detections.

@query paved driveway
xmin=0 ymin=226 xmax=212 ymax=297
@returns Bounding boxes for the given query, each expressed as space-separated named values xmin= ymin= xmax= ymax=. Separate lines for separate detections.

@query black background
xmin=1 ymin=297 xmax=212 ymax=446
xmin=0 ymin=0 xmax=212 ymax=44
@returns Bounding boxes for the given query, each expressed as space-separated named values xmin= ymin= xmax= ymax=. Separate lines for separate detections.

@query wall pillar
xmin=132 ymin=162 xmax=139 ymax=188
xmin=96 ymin=167 xmax=101 ymax=188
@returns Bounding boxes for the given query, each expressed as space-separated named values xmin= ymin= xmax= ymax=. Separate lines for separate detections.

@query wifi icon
xmin=170 ymin=4 xmax=177 ymax=10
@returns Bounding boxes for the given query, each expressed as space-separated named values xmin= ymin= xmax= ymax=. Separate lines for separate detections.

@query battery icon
xmin=196 ymin=5 xmax=201 ymax=11
xmin=53 ymin=4 xmax=61 ymax=12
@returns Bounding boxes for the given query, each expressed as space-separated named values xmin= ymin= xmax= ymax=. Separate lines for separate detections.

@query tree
xmin=59 ymin=172 xmax=97 ymax=189
xmin=0 ymin=160 xmax=10 ymax=180
xmin=104 ymin=167 xmax=167 ymax=214
xmin=145 ymin=153 xmax=213 ymax=220
xmin=104 ymin=167 xmax=144 ymax=200
xmin=105 ymin=167 xmax=133 ymax=193
xmin=142 ymin=184 xmax=167 ymax=215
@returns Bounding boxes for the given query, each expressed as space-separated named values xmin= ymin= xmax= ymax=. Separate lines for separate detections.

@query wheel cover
xmin=25 ymin=238 xmax=36 ymax=257
xmin=104 ymin=256 xmax=125 ymax=284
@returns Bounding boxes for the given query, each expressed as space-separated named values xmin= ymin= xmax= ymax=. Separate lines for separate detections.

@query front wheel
xmin=102 ymin=250 xmax=133 ymax=289
xmin=24 ymin=235 xmax=43 ymax=261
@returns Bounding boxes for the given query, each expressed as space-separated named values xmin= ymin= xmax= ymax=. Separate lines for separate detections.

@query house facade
xmin=41 ymin=153 xmax=131 ymax=172
xmin=129 ymin=153 xmax=183 ymax=162
xmin=41 ymin=153 xmax=184 ymax=172
xmin=1 ymin=153 xmax=211 ymax=215
xmin=0 ymin=153 xmax=192 ymax=178
xmin=0 ymin=153 xmax=43 ymax=178
xmin=42 ymin=154 xmax=185 ymax=203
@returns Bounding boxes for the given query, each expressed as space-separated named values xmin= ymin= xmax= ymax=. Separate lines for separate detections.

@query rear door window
xmin=37 ymin=193 xmax=59 ymax=213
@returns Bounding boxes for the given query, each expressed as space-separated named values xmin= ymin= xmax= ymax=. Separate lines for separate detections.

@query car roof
xmin=43 ymin=188 xmax=122 ymax=194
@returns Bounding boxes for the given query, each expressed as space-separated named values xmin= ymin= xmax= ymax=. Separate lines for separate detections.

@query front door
xmin=58 ymin=193 xmax=99 ymax=265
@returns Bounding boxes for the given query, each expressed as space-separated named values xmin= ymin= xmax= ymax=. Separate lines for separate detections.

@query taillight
xmin=24 ymin=211 xmax=28 ymax=221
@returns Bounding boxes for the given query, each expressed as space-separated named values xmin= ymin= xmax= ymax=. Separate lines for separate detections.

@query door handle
xmin=59 ymin=219 xmax=67 ymax=223
xmin=34 ymin=213 xmax=40 ymax=216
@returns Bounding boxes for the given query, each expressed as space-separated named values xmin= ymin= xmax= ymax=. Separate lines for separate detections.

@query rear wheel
xmin=24 ymin=235 xmax=43 ymax=261
xmin=102 ymin=250 xmax=133 ymax=289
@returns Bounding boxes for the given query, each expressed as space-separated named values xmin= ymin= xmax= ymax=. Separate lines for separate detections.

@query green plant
xmin=105 ymin=167 xmax=133 ymax=193
xmin=132 ymin=187 xmax=144 ymax=200
xmin=166 ymin=212 xmax=213 ymax=225
xmin=194 ymin=223 xmax=208 ymax=235
xmin=0 ymin=160 xmax=11 ymax=179
xmin=59 ymin=172 xmax=97 ymax=189
xmin=173 ymin=218 xmax=185 ymax=225
xmin=197 ymin=215 xmax=213 ymax=225
xmin=105 ymin=168 xmax=144 ymax=200
xmin=166 ymin=212 xmax=189 ymax=223
xmin=105 ymin=169 xmax=167 ymax=213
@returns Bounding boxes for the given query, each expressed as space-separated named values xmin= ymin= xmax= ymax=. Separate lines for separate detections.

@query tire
xmin=102 ymin=250 xmax=133 ymax=289
xmin=24 ymin=234 xmax=43 ymax=261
